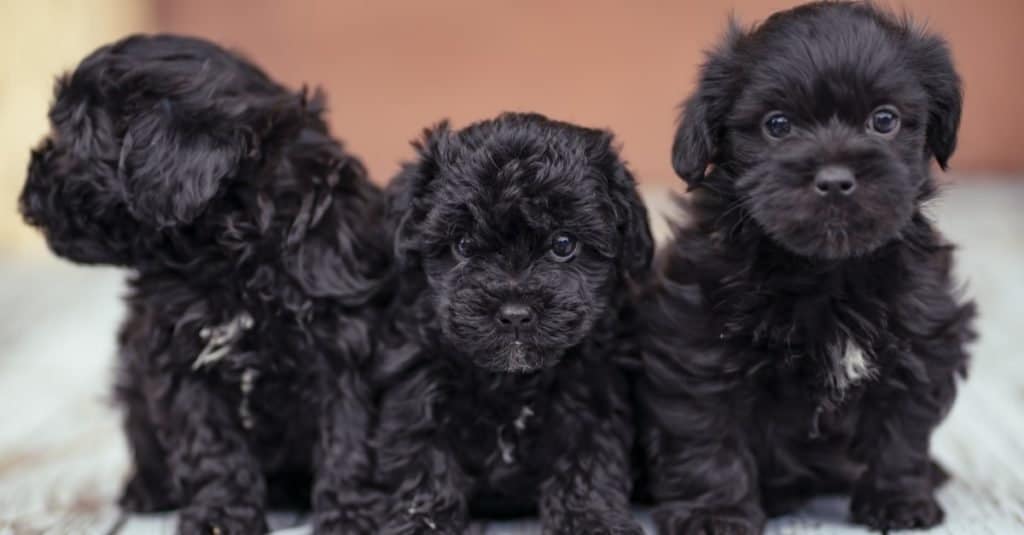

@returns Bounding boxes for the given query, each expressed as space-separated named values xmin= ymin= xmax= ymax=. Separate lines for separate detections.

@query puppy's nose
xmin=814 ymin=166 xmax=857 ymax=197
xmin=497 ymin=303 xmax=534 ymax=327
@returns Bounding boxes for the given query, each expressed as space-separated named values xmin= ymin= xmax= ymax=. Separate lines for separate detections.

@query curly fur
xmin=365 ymin=113 xmax=654 ymax=534
xmin=19 ymin=35 xmax=391 ymax=534
xmin=639 ymin=3 xmax=975 ymax=534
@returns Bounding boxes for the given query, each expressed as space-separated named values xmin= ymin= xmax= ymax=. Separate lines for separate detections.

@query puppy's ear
xmin=388 ymin=122 xmax=450 ymax=268
xmin=116 ymin=102 xmax=248 ymax=227
xmin=596 ymin=133 xmax=654 ymax=279
xmin=672 ymin=22 xmax=743 ymax=187
xmin=910 ymin=32 xmax=962 ymax=169
xmin=610 ymin=163 xmax=655 ymax=280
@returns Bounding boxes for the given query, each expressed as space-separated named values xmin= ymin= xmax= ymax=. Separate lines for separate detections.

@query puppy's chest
xmin=187 ymin=311 xmax=325 ymax=432
xmin=440 ymin=382 xmax=559 ymax=489
xmin=731 ymin=301 xmax=890 ymax=399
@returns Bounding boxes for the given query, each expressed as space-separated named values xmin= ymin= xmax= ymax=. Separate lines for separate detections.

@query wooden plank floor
xmin=0 ymin=181 xmax=1021 ymax=534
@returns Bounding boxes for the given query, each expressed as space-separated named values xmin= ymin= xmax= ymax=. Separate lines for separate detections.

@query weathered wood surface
xmin=0 ymin=182 xmax=1021 ymax=534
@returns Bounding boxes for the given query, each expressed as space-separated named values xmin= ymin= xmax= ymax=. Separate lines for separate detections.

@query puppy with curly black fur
xmin=20 ymin=35 xmax=391 ymax=534
xmin=638 ymin=3 xmax=976 ymax=533
xmin=366 ymin=113 xmax=654 ymax=534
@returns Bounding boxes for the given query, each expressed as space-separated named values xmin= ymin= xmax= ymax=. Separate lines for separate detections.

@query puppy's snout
xmin=814 ymin=166 xmax=857 ymax=197
xmin=497 ymin=303 xmax=535 ymax=327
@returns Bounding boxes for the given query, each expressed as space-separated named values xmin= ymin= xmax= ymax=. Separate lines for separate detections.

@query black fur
xmin=19 ymin=35 xmax=391 ymax=534
xmin=366 ymin=113 xmax=654 ymax=534
xmin=640 ymin=3 xmax=974 ymax=533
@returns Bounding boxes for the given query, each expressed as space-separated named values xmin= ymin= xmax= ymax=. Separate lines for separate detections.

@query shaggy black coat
xmin=19 ymin=35 xmax=391 ymax=534
xmin=365 ymin=113 xmax=654 ymax=534
xmin=639 ymin=3 xmax=976 ymax=534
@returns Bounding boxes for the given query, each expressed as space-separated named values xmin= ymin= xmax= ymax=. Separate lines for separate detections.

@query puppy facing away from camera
xmin=638 ymin=2 xmax=975 ymax=533
xmin=366 ymin=113 xmax=654 ymax=534
xmin=19 ymin=35 xmax=391 ymax=534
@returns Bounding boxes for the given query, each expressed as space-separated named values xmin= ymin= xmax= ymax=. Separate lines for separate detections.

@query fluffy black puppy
xmin=639 ymin=3 xmax=975 ymax=534
xmin=367 ymin=113 xmax=654 ymax=534
xmin=19 ymin=35 xmax=390 ymax=534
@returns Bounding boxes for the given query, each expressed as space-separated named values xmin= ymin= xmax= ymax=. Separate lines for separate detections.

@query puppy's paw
xmin=544 ymin=512 xmax=644 ymax=535
xmin=850 ymin=492 xmax=945 ymax=531
xmin=176 ymin=505 xmax=268 ymax=535
xmin=313 ymin=506 xmax=382 ymax=532
xmin=118 ymin=473 xmax=176 ymax=513
xmin=653 ymin=505 xmax=762 ymax=535
xmin=378 ymin=515 xmax=466 ymax=535
xmin=313 ymin=510 xmax=377 ymax=535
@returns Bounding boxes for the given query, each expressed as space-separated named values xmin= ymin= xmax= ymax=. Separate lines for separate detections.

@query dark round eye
xmin=549 ymin=233 xmax=577 ymax=261
xmin=867 ymin=106 xmax=900 ymax=136
xmin=453 ymin=236 xmax=475 ymax=259
xmin=763 ymin=112 xmax=792 ymax=139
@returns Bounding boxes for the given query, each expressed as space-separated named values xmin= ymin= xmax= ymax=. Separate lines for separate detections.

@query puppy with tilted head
xmin=19 ymin=35 xmax=391 ymax=534
xmin=638 ymin=3 xmax=975 ymax=533
xmin=368 ymin=113 xmax=653 ymax=534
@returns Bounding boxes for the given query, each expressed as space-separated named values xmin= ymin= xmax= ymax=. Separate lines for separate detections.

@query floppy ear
xmin=387 ymin=122 xmax=450 ymax=269
xmin=672 ymin=22 xmax=743 ymax=187
xmin=594 ymin=131 xmax=653 ymax=279
xmin=910 ymin=32 xmax=963 ymax=169
xmin=609 ymin=163 xmax=655 ymax=280
xmin=117 ymin=104 xmax=248 ymax=227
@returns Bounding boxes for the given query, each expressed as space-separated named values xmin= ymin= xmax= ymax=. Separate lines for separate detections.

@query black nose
xmin=497 ymin=303 xmax=534 ymax=327
xmin=814 ymin=166 xmax=857 ymax=196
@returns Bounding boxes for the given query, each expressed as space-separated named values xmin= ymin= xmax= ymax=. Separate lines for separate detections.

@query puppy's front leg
xmin=313 ymin=370 xmax=380 ymax=535
xmin=851 ymin=368 xmax=961 ymax=530
xmin=538 ymin=388 xmax=642 ymax=535
xmin=161 ymin=379 xmax=268 ymax=535
xmin=850 ymin=293 xmax=971 ymax=532
xmin=374 ymin=373 xmax=470 ymax=535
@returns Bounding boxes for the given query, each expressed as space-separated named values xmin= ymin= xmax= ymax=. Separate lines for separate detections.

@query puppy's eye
xmin=549 ymin=233 xmax=577 ymax=262
xmin=453 ymin=236 xmax=475 ymax=259
xmin=763 ymin=112 xmax=792 ymax=139
xmin=867 ymin=106 xmax=900 ymax=137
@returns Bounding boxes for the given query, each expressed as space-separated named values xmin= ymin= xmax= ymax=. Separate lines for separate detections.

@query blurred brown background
xmin=155 ymin=0 xmax=1024 ymax=181
xmin=3 ymin=0 xmax=1023 ymax=251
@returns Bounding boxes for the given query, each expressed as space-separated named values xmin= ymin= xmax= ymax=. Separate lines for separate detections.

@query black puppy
xmin=367 ymin=113 xmax=653 ymax=534
xmin=639 ymin=3 xmax=975 ymax=533
xmin=20 ymin=35 xmax=391 ymax=534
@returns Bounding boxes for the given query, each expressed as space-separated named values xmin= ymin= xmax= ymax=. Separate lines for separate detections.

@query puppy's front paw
xmin=176 ymin=505 xmax=268 ymax=535
xmin=850 ymin=492 xmax=944 ymax=531
xmin=118 ymin=473 xmax=176 ymax=513
xmin=544 ymin=512 xmax=644 ymax=535
xmin=653 ymin=505 xmax=762 ymax=535
xmin=313 ymin=509 xmax=377 ymax=535
xmin=378 ymin=515 xmax=466 ymax=535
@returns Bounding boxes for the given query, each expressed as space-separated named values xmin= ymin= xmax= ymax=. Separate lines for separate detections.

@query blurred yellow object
xmin=0 ymin=0 xmax=153 ymax=255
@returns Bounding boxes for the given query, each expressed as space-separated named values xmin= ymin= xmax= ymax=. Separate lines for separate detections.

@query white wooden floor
xmin=0 ymin=181 xmax=1022 ymax=534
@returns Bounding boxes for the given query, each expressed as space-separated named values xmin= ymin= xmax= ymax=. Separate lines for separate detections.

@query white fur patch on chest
xmin=834 ymin=341 xmax=876 ymax=391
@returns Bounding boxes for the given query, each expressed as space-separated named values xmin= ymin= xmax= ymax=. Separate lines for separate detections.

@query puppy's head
xmin=19 ymin=34 xmax=304 ymax=265
xmin=673 ymin=2 xmax=961 ymax=259
xmin=390 ymin=113 xmax=653 ymax=373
